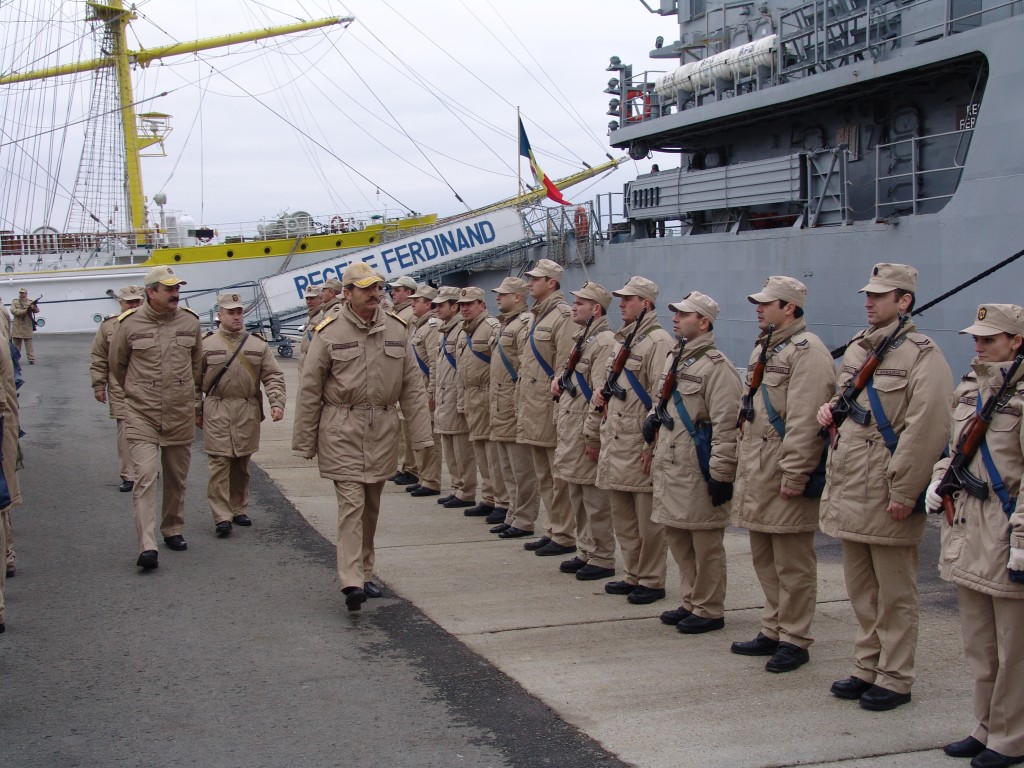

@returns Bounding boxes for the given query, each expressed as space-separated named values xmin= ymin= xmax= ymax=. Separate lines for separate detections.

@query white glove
xmin=1008 ymin=547 xmax=1024 ymax=572
xmin=925 ymin=480 xmax=943 ymax=514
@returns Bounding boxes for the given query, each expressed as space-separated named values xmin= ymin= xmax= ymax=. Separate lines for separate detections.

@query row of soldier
xmin=290 ymin=259 xmax=1022 ymax=768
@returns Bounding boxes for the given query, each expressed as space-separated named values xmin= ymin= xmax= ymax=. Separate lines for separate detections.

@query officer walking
xmin=297 ymin=285 xmax=323 ymax=371
xmin=651 ymin=291 xmax=742 ymax=633
xmin=927 ymin=304 xmax=1024 ymax=768
xmin=489 ymin=277 xmax=541 ymax=538
xmin=90 ymin=285 xmax=144 ymax=492
xmin=291 ymin=262 xmax=433 ymax=611
xmin=405 ymin=285 xmax=443 ymax=498
xmin=110 ymin=266 xmax=202 ymax=570
xmin=9 ymin=288 xmax=37 ymax=364
xmin=592 ymin=276 xmax=674 ymax=602
xmin=732 ymin=276 xmax=834 ymax=672
xmin=199 ymin=292 xmax=286 ymax=536
xmin=551 ymin=281 xmax=617 ymax=580
xmin=818 ymin=263 xmax=951 ymax=709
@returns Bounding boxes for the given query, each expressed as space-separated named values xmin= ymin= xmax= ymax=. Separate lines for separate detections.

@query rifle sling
xmin=206 ymin=333 xmax=249 ymax=398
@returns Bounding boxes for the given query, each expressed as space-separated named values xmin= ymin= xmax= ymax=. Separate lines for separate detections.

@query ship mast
xmin=0 ymin=2 xmax=351 ymax=246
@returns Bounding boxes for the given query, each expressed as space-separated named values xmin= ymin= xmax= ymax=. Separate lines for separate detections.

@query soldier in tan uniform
xmin=296 ymin=285 xmax=323 ymax=371
xmin=551 ymin=281 xmax=617 ymax=579
xmin=650 ymin=291 xmax=742 ymax=632
xmin=0 ymin=301 xmax=21 ymax=628
xmin=490 ymin=278 xmax=541 ymax=537
xmin=593 ymin=276 xmax=674 ymax=602
xmin=732 ymin=276 xmax=835 ymax=672
xmin=389 ymin=275 xmax=419 ymax=486
xmin=91 ymin=285 xmax=145 ymax=492
xmin=200 ymin=292 xmax=286 ymax=536
xmin=456 ymin=287 xmax=505 ymax=518
xmin=926 ymin=304 xmax=1024 ymax=768
xmin=405 ymin=285 xmax=442 ymax=498
xmin=9 ymin=287 xmax=37 ymax=364
xmin=292 ymin=261 xmax=433 ymax=611
xmin=818 ymin=263 xmax=951 ymax=709
xmin=519 ymin=259 xmax=576 ymax=556
xmin=432 ymin=287 xmax=477 ymax=508
xmin=110 ymin=266 xmax=203 ymax=570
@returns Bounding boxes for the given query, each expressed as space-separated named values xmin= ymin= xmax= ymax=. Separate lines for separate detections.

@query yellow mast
xmin=0 ymin=3 xmax=351 ymax=245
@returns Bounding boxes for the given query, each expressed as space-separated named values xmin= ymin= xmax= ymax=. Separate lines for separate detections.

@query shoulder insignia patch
xmin=181 ymin=306 xmax=199 ymax=317
xmin=558 ymin=305 xmax=571 ymax=317
xmin=485 ymin=316 xmax=500 ymax=328
xmin=427 ymin=317 xmax=440 ymax=327
xmin=252 ymin=331 xmax=267 ymax=341
xmin=116 ymin=307 xmax=137 ymax=321
xmin=315 ymin=314 xmax=337 ymax=332
xmin=202 ymin=330 xmax=214 ymax=339
xmin=908 ymin=332 xmax=933 ymax=348
xmin=388 ymin=312 xmax=408 ymax=327
xmin=793 ymin=338 xmax=809 ymax=348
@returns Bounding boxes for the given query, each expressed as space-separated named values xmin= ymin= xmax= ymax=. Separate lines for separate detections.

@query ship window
xmin=300 ymin=243 xmax=307 ymax=250
xmin=691 ymin=0 xmax=705 ymax=18
xmin=264 ymin=246 xmax=271 ymax=254
xmin=336 ymin=240 xmax=342 ymax=247
xmin=174 ymin=254 xmax=181 ymax=261
xmin=226 ymin=250 xmax=234 ymax=257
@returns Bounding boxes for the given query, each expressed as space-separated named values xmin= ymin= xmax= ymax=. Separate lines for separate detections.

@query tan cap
xmin=613 ymin=275 xmax=659 ymax=304
xmin=432 ymin=286 xmax=461 ymax=304
xmin=388 ymin=275 xmax=418 ymax=290
xmin=217 ymin=292 xmax=244 ymax=310
xmin=342 ymin=261 xmax=384 ymax=289
xmin=144 ymin=265 xmax=186 ymax=286
xmin=669 ymin=290 xmax=720 ymax=321
xmin=570 ymin=281 xmax=613 ymax=310
xmin=860 ymin=263 xmax=918 ymax=294
xmin=960 ymin=304 xmax=1024 ymax=337
xmin=18 ymin=287 xmax=27 ymax=294
xmin=322 ymin=278 xmax=344 ymax=293
xmin=457 ymin=286 xmax=486 ymax=303
xmin=492 ymin=276 xmax=529 ymax=298
xmin=411 ymin=285 xmax=438 ymax=301
xmin=118 ymin=285 xmax=145 ymax=301
xmin=303 ymin=285 xmax=323 ymax=299
xmin=524 ymin=258 xmax=563 ymax=280
xmin=747 ymin=275 xmax=807 ymax=308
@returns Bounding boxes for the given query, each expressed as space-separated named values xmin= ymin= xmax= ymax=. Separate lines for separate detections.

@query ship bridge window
xmin=690 ymin=0 xmax=705 ymax=19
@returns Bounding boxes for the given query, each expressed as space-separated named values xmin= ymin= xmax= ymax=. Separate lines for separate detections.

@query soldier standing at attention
xmin=91 ymin=285 xmax=145 ymax=492
xmin=489 ymin=277 xmax=540 ymax=538
xmin=552 ymin=281 xmax=617 ymax=580
xmin=0 ymin=298 xmax=21 ymax=628
xmin=405 ymin=285 xmax=443 ymax=498
xmin=291 ymin=262 xmax=433 ymax=611
xmin=110 ymin=266 xmax=202 ymax=570
xmin=388 ymin=275 xmax=419 ymax=487
xmin=297 ymin=285 xmax=323 ymax=372
xmin=650 ymin=291 xmax=742 ymax=633
xmin=431 ymin=287 xmax=477 ymax=508
xmin=199 ymin=292 xmax=286 ymax=537
xmin=456 ymin=287 xmax=505 ymax=519
xmin=818 ymin=263 xmax=951 ymax=710
xmin=926 ymin=304 xmax=1024 ymax=768
xmin=732 ymin=276 xmax=834 ymax=672
xmin=592 ymin=276 xmax=674 ymax=603
xmin=10 ymin=287 xmax=37 ymax=364
xmin=519 ymin=259 xmax=576 ymax=557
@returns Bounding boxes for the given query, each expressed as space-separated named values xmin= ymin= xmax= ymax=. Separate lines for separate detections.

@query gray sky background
xmin=80 ymin=0 xmax=674 ymax=230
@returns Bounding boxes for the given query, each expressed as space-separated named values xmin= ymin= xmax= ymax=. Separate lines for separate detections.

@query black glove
xmin=1010 ymin=569 xmax=1024 ymax=584
xmin=708 ymin=478 xmax=733 ymax=507
xmin=641 ymin=413 xmax=661 ymax=445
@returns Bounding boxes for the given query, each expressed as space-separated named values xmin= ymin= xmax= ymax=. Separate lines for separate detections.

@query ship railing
xmin=874 ymin=126 xmax=975 ymax=219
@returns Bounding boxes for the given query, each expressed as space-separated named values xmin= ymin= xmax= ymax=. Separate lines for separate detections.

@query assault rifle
xmin=818 ymin=313 xmax=910 ymax=442
xmin=642 ymin=337 xmax=687 ymax=444
xmin=29 ymin=295 xmax=42 ymax=330
xmin=736 ymin=323 xmax=774 ymax=433
xmin=596 ymin=307 xmax=647 ymax=413
xmin=554 ymin=315 xmax=594 ymax=401
xmin=938 ymin=350 xmax=1024 ymax=525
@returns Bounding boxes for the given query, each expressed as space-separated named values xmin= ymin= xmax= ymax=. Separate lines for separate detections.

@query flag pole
xmin=516 ymin=106 xmax=522 ymax=209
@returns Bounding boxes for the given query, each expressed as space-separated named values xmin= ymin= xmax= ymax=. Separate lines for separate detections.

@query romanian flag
xmin=519 ymin=118 xmax=571 ymax=206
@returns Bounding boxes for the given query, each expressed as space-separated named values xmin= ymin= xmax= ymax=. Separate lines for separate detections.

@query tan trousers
xmin=532 ymin=445 xmax=574 ymax=546
xmin=2 ymin=508 xmax=12 ymax=569
xmin=129 ymin=441 xmax=191 ymax=553
xmin=0 ymin=506 xmax=6 ymax=621
xmin=749 ymin=530 xmax=817 ymax=649
xmin=471 ymin=439 xmax=501 ymax=507
xmin=842 ymin=539 xmax=919 ymax=693
xmin=568 ymin=481 xmax=615 ymax=569
xmin=207 ymin=454 xmax=251 ymax=523
xmin=609 ymin=490 xmax=666 ymax=589
xmin=494 ymin=440 xmax=538 ymax=530
xmin=484 ymin=440 xmax=508 ymax=508
xmin=959 ymin=585 xmax=1024 ymax=756
xmin=116 ymin=419 xmax=134 ymax=481
xmin=414 ymin=439 xmax=442 ymax=491
xmin=13 ymin=336 xmax=33 ymax=363
xmin=440 ymin=432 xmax=476 ymax=501
xmin=333 ymin=480 xmax=385 ymax=590
xmin=398 ymin=416 xmax=417 ymax=476
xmin=666 ymin=526 xmax=727 ymax=619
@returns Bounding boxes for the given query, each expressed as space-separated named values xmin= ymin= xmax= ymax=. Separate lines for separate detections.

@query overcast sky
xmin=5 ymin=0 xmax=676 ymax=232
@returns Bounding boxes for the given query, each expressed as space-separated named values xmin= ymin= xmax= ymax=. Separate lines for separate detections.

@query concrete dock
xmin=1 ymin=335 xmax=975 ymax=767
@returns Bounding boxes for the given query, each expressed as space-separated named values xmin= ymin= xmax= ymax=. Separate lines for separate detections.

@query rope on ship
xmin=829 ymin=245 xmax=1024 ymax=358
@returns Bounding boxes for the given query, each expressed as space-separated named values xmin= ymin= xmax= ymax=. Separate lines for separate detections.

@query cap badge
xmin=978 ymin=307 xmax=988 ymax=321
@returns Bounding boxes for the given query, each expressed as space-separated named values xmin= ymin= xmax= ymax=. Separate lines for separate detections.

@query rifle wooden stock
xmin=597 ymin=307 xmax=647 ymax=412
xmin=737 ymin=323 xmax=774 ymax=431
xmin=642 ymin=338 xmax=687 ymax=444
xmin=555 ymin=315 xmax=594 ymax=401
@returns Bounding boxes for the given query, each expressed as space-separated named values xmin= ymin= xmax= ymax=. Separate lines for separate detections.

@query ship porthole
xmin=300 ymin=243 xmax=307 ymax=250
xmin=36 ymin=317 xmax=45 ymax=328
xmin=3 ymin=265 xmax=12 ymax=273
xmin=174 ymin=254 xmax=182 ymax=261
xmin=226 ymin=250 xmax=234 ymax=258
xmin=335 ymin=240 xmax=342 ymax=247
xmin=92 ymin=313 xmax=103 ymax=324
xmin=369 ymin=237 xmax=375 ymax=243
xmin=264 ymin=246 xmax=271 ymax=254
